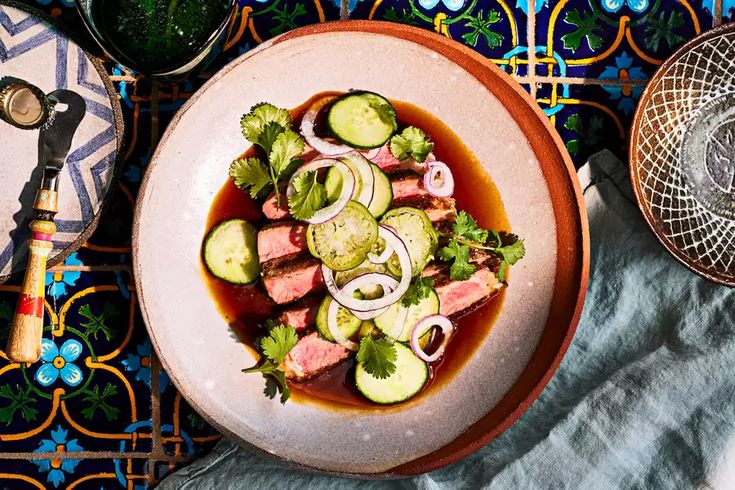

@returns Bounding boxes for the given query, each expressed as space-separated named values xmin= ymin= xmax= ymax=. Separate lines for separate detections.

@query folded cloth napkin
xmin=159 ymin=151 xmax=735 ymax=489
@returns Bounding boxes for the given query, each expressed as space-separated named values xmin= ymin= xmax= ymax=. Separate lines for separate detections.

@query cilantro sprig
xmin=242 ymin=322 xmax=298 ymax=404
xmin=401 ymin=277 xmax=435 ymax=307
xmin=389 ymin=126 xmax=433 ymax=163
xmin=438 ymin=211 xmax=526 ymax=282
xmin=357 ymin=336 xmax=397 ymax=379
xmin=287 ymin=170 xmax=327 ymax=221
xmin=230 ymin=103 xmax=305 ymax=206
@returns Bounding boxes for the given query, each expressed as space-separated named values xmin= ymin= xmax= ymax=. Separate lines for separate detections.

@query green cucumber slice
xmin=306 ymin=201 xmax=378 ymax=271
xmin=374 ymin=290 xmax=440 ymax=342
xmin=379 ymin=207 xmax=439 ymax=277
xmin=355 ymin=342 xmax=428 ymax=404
xmin=315 ymin=296 xmax=362 ymax=343
xmin=367 ymin=164 xmax=392 ymax=218
xmin=202 ymin=219 xmax=260 ymax=284
xmin=327 ymin=92 xmax=397 ymax=149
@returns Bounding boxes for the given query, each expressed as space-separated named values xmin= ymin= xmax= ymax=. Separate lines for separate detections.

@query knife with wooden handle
xmin=5 ymin=89 xmax=86 ymax=363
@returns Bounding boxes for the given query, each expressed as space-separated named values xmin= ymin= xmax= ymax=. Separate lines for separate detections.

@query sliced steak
xmin=394 ymin=195 xmax=457 ymax=224
xmin=257 ymin=221 xmax=308 ymax=265
xmin=369 ymin=144 xmax=432 ymax=174
xmin=391 ymin=173 xmax=429 ymax=201
xmin=283 ymin=331 xmax=350 ymax=380
xmin=262 ymin=187 xmax=290 ymax=221
xmin=262 ymin=259 xmax=323 ymax=305
xmin=277 ymin=296 xmax=321 ymax=333
xmin=437 ymin=266 xmax=505 ymax=317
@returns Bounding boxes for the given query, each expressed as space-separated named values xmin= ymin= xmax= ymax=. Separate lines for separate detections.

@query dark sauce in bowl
xmin=202 ymin=93 xmax=510 ymax=410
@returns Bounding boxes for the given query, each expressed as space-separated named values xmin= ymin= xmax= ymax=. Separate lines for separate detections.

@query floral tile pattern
xmin=0 ymin=0 xmax=727 ymax=486
xmin=535 ymin=0 xmax=714 ymax=78
xmin=351 ymin=0 xmax=532 ymax=76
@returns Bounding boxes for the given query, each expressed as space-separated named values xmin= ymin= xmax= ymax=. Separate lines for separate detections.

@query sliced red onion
xmin=300 ymin=97 xmax=352 ymax=156
xmin=410 ymin=314 xmax=454 ymax=363
xmin=362 ymin=146 xmax=382 ymax=160
xmin=367 ymin=241 xmax=393 ymax=264
xmin=345 ymin=152 xmax=375 ymax=209
xmin=286 ymin=158 xmax=355 ymax=224
xmin=322 ymin=226 xmax=412 ymax=313
xmin=423 ymin=161 xmax=454 ymax=198
xmin=340 ymin=273 xmax=396 ymax=320
xmin=326 ymin=299 xmax=359 ymax=351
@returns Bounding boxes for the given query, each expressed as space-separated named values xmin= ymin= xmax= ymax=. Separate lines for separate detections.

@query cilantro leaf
xmin=496 ymin=260 xmax=508 ymax=282
xmin=229 ymin=157 xmax=273 ymax=199
xmin=259 ymin=324 xmax=298 ymax=363
xmin=357 ymin=336 xmax=397 ymax=379
xmin=257 ymin=121 xmax=285 ymax=154
xmin=287 ymin=170 xmax=327 ymax=221
xmin=438 ymin=240 xmax=477 ymax=281
xmin=365 ymin=93 xmax=398 ymax=131
xmin=269 ymin=128 xmax=305 ymax=178
xmin=402 ymin=277 xmax=435 ymax=307
xmin=242 ymin=323 xmax=297 ymax=404
xmin=496 ymin=239 xmax=525 ymax=265
xmin=494 ymin=239 xmax=525 ymax=282
xmin=242 ymin=362 xmax=291 ymax=403
xmin=390 ymin=126 xmax=434 ymax=163
xmin=453 ymin=211 xmax=489 ymax=243
xmin=240 ymin=103 xmax=292 ymax=144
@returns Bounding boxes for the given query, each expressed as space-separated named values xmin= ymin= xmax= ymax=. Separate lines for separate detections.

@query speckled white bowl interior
xmin=134 ymin=28 xmax=558 ymax=474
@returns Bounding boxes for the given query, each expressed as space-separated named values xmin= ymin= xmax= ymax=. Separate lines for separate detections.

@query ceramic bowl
xmin=0 ymin=1 xmax=123 ymax=280
xmin=133 ymin=21 xmax=588 ymax=476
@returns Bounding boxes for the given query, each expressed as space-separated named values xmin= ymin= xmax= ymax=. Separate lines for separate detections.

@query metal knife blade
xmin=38 ymin=90 xmax=86 ymax=188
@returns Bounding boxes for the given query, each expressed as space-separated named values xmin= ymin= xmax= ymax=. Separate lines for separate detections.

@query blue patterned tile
xmin=0 ymin=456 xmax=150 ymax=489
xmin=536 ymin=82 xmax=638 ymax=166
xmin=351 ymin=0 xmax=531 ymax=77
xmin=535 ymin=0 xmax=714 ymax=78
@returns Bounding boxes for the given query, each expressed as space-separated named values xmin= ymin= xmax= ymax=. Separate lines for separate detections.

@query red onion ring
xmin=326 ymin=299 xmax=360 ymax=351
xmin=423 ymin=161 xmax=454 ymax=198
xmin=300 ymin=96 xmax=352 ymax=156
xmin=286 ymin=159 xmax=355 ymax=224
xmin=362 ymin=146 xmax=382 ymax=160
xmin=322 ymin=226 xmax=412 ymax=312
xmin=339 ymin=274 xmax=397 ymax=320
xmin=410 ymin=314 xmax=454 ymax=363
xmin=345 ymin=152 xmax=375 ymax=209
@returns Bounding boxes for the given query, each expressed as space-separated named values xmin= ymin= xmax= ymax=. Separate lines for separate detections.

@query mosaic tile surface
xmin=0 ymin=0 xmax=725 ymax=486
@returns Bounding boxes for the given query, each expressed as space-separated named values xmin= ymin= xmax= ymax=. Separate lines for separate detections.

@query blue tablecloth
xmin=159 ymin=151 xmax=735 ymax=488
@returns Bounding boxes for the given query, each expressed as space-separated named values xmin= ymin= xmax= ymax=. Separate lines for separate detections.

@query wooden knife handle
xmin=5 ymin=219 xmax=55 ymax=363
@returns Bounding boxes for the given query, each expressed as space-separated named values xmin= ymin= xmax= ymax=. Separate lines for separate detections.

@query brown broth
xmin=203 ymin=93 xmax=510 ymax=411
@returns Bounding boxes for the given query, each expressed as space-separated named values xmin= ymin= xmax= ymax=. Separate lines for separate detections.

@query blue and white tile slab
xmin=0 ymin=3 xmax=122 ymax=279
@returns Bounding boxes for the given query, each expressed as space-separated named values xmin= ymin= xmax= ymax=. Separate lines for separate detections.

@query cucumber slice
xmin=306 ymin=201 xmax=378 ymax=271
xmin=380 ymin=207 xmax=439 ymax=277
xmin=316 ymin=296 xmax=362 ymax=342
xmin=327 ymin=92 xmax=397 ymax=149
xmin=367 ymin=164 xmax=392 ymax=218
xmin=355 ymin=342 xmax=428 ymax=404
xmin=374 ymin=290 xmax=440 ymax=342
xmin=202 ymin=219 xmax=260 ymax=284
